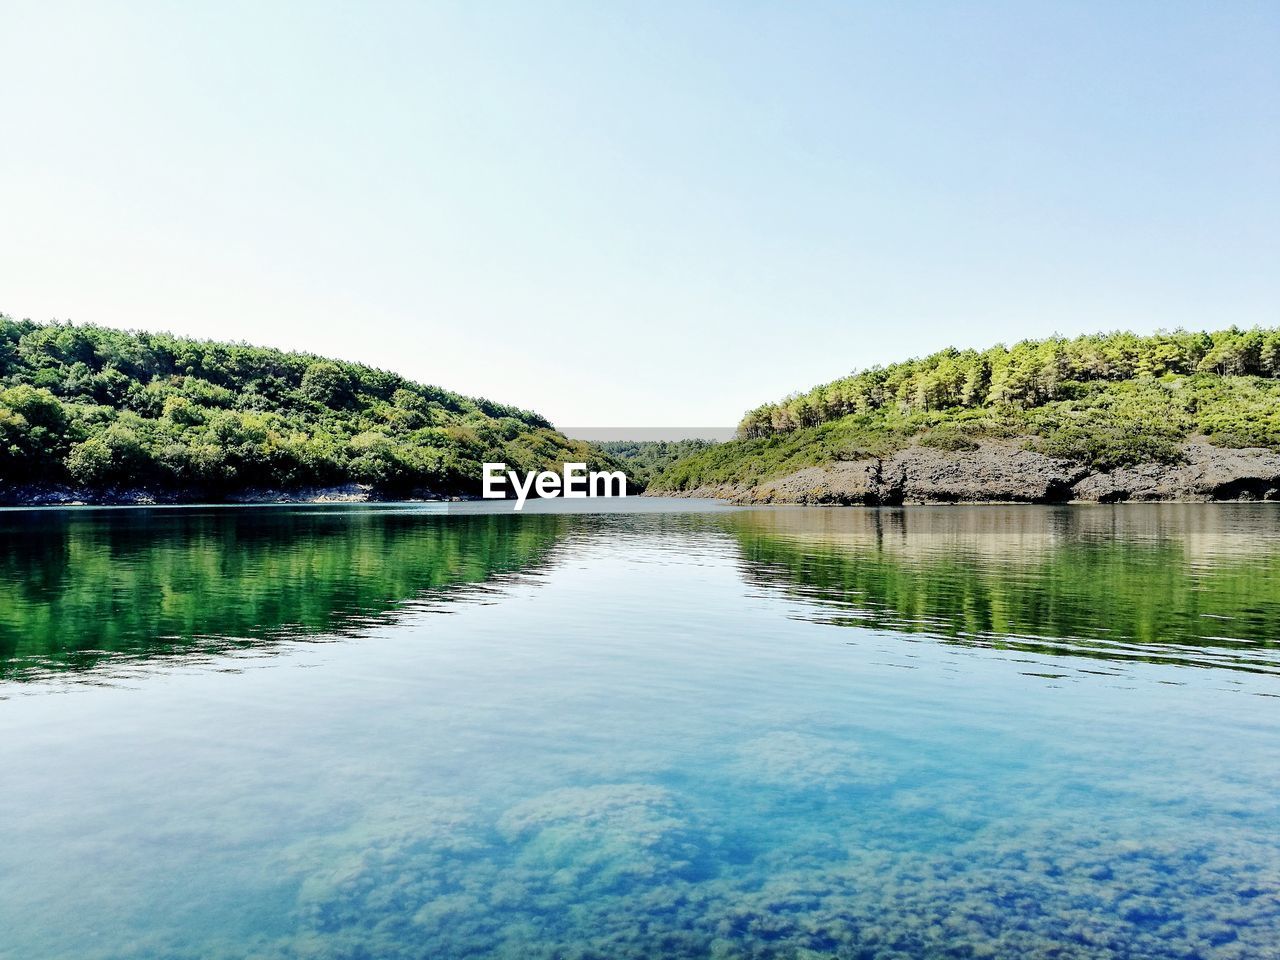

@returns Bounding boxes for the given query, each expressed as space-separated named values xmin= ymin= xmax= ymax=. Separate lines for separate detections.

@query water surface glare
xmin=0 ymin=502 xmax=1277 ymax=959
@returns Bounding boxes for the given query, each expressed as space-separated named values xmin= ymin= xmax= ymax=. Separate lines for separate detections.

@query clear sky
xmin=2 ymin=1 xmax=1276 ymax=430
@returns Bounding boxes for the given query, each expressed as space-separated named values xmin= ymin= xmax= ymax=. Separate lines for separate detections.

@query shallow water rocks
xmin=497 ymin=784 xmax=704 ymax=889
xmin=734 ymin=732 xmax=891 ymax=791
xmin=250 ymin=762 xmax=1280 ymax=960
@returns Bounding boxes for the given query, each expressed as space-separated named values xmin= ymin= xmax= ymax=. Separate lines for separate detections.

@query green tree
xmin=301 ymin=361 xmax=354 ymax=408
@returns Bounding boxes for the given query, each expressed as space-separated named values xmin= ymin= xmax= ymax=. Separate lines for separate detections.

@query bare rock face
xmin=731 ymin=443 xmax=1086 ymax=505
xmin=745 ymin=461 xmax=884 ymax=505
xmin=1071 ymin=443 xmax=1280 ymax=503
xmin=888 ymin=445 xmax=1087 ymax=503
xmin=661 ymin=440 xmax=1280 ymax=505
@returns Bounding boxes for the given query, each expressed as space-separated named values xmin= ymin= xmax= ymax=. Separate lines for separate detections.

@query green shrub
xmin=919 ymin=427 xmax=980 ymax=452
xmin=67 ymin=423 xmax=153 ymax=486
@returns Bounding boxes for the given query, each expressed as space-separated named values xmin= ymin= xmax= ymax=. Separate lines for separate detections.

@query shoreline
xmin=6 ymin=440 xmax=1280 ymax=508
xmin=5 ymin=493 xmax=1280 ymax=510
xmin=0 ymin=483 xmax=476 ymax=508
xmin=645 ymin=440 xmax=1280 ymax=506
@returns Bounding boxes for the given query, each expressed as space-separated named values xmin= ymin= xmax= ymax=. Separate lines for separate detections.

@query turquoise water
xmin=1 ymin=502 xmax=1278 ymax=959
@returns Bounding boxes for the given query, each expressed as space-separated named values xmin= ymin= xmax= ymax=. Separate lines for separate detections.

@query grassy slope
xmin=650 ymin=329 xmax=1280 ymax=492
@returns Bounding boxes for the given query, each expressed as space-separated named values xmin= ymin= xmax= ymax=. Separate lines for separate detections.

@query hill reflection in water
xmin=0 ymin=506 xmax=569 ymax=681
xmin=729 ymin=504 xmax=1280 ymax=675
xmin=3 ymin=503 xmax=1279 ymax=684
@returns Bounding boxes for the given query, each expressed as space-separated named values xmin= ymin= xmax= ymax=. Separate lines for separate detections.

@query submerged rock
xmin=497 ymin=783 xmax=703 ymax=889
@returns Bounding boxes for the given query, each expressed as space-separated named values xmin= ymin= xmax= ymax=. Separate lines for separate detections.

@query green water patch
xmin=728 ymin=505 xmax=1280 ymax=675
xmin=0 ymin=506 xmax=568 ymax=679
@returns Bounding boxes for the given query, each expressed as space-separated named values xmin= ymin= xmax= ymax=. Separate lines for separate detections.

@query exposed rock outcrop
xmin=654 ymin=440 xmax=1280 ymax=505
xmin=730 ymin=442 xmax=1086 ymax=505
xmin=894 ymin=445 xmax=1090 ymax=504
xmin=1071 ymin=443 xmax=1280 ymax=503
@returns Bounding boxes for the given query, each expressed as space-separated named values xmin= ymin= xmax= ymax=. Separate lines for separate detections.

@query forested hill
xmin=0 ymin=317 xmax=619 ymax=502
xmin=591 ymin=440 xmax=719 ymax=488
xmin=649 ymin=329 xmax=1280 ymax=498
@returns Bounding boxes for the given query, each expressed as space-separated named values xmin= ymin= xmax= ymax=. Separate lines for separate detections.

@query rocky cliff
xmin=651 ymin=441 xmax=1280 ymax=505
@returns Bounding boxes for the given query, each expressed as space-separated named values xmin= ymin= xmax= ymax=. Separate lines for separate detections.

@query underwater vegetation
xmin=95 ymin=727 xmax=1280 ymax=960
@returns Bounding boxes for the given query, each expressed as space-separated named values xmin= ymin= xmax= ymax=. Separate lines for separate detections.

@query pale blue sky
xmin=1 ymin=1 xmax=1276 ymax=428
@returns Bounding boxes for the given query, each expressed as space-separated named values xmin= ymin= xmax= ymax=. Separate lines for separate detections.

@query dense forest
xmin=0 ymin=317 xmax=621 ymax=501
xmin=650 ymin=329 xmax=1280 ymax=492
xmin=9 ymin=320 xmax=1279 ymax=503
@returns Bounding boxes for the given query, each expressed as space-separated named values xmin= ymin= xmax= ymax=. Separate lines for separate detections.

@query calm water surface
xmin=1 ymin=501 xmax=1278 ymax=959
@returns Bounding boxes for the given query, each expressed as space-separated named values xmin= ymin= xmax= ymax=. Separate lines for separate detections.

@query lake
xmin=1 ymin=501 xmax=1277 ymax=959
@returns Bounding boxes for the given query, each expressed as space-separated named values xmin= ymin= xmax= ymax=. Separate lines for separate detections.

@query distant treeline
xmin=0 ymin=317 xmax=618 ymax=498
xmin=592 ymin=440 xmax=719 ymax=487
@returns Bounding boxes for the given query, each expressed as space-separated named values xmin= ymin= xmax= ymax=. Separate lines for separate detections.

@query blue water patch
xmin=0 ymin=503 xmax=1277 ymax=958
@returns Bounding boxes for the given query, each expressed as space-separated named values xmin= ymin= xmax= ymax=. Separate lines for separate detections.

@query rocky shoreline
xmin=0 ymin=483 xmax=474 ymax=507
xmin=648 ymin=441 xmax=1280 ymax=505
xmin=7 ymin=440 xmax=1280 ymax=507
